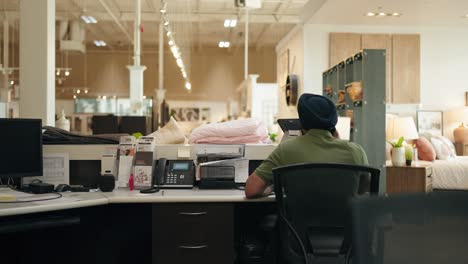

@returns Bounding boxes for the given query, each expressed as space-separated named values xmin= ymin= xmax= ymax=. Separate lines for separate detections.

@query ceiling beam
xmin=299 ymin=0 xmax=328 ymax=24
xmin=3 ymin=10 xmax=299 ymax=24
xmin=97 ymin=0 xmax=134 ymax=44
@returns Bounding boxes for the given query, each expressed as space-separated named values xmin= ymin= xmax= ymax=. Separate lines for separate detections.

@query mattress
xmin=432 ymin=156 xmax=468 ymax=190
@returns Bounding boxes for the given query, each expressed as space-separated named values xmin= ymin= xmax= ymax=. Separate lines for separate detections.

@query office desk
xmin=0 ymin=189 xmax=275 ymax=264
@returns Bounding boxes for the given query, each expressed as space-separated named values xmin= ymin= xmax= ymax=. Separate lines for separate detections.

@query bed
xmin=431 ymin=156 xmax=468 ymax=190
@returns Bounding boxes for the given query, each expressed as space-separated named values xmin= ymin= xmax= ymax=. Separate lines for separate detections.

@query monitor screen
xmin=0 ymin=118 xmax=43 ymax=178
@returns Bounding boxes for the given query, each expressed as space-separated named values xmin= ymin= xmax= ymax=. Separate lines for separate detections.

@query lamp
xmin=386 ymin=116 xmax=419 ymax=142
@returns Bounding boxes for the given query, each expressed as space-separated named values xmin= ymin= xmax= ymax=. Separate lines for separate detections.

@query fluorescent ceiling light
xmin=73 ymin=95 xmax=77 ymax=99
xmin=164 ymin=21 xmax=169 ymax=26
xmin=365 ymin=12 xmax=376 ymax=17
xmin=81 ymin=15 xmax=97 ymax=24
xmin=94 ymin=40 xmax=107 ymax=47
xmin=230 ymin=19 xmax=237 ymax=27
xmin=65 ymin=70 xmax=70 ymax=76
xmin=224 ymin=19 xmax=237 ymax=28
xmin=84 ymin=89 xmax=88 ymax=94
xmin=168 ymin=40 xmax=174 ymax=46
xmin=377 ymin=12 xmax=386 ymax=16
xmin=166 ymin=31 xmax=172 ymax=36
xmin=182 ymin=71 xmax=187 ymax=78
xmin=391 ymin=12 xmax=401 ymax=16
xmin=185 ymin=82 xmax=191 ymax=90
xmin=102 ymin=95 xmax=107 ymax=100
xmin=77 ymin=89 xmax=81 ymax=94
xmin=218 ymin=41 xmax=230 ymax=48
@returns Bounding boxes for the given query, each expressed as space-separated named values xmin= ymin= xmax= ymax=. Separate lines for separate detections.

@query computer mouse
xmin=55 ymin=184 xmax=72 ymax=192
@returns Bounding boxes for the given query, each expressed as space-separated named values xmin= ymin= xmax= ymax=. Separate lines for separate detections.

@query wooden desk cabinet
xmin=386 ymin=164 xmax=432 ymax=193
xmin=152 ymin=203 xmax=234 ymax=264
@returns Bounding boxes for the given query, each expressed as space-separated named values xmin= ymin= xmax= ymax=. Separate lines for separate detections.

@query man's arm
xmin=245 ymin=172 xmax=269 ymax=199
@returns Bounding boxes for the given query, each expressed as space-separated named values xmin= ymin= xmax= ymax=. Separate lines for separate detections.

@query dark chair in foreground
xmin=351 ymin=192 xmax=468 ymax=264
xmin=273 ymin=163 xmax=380 ymax=264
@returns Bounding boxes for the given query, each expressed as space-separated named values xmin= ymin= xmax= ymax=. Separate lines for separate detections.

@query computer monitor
xmin=0 ymin=118 xmax=43 ymax=178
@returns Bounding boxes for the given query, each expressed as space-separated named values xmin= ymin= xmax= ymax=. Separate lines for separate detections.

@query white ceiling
xmin=307 ymin=0 xmax=468 ymax=27
xmin=1 ymin=0 xmax=307 ymax=50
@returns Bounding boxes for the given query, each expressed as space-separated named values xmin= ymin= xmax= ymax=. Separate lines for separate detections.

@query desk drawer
xmin=152 ymin=203 xmax=234 ymax=264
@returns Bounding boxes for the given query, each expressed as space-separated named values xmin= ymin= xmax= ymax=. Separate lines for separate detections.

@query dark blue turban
xmin=297 ymin=93 xmax=338 ymax=131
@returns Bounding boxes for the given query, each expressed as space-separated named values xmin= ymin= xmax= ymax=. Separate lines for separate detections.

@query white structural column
xmin=127 ymin=0 xmax=146 ymax=114
xmin=19 ymin=0 xmax=55 ymax=125
xmin=156 ymin=21 xmax=166 ymax=127
xmin=0 ymin=20 xmax=9 ymax=103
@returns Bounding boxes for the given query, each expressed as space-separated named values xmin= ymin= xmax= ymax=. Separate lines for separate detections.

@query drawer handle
xmin=178 ymin=212 xmax=207 ymax=216
xmin=178 ymin=245 xmax=208 ymax=249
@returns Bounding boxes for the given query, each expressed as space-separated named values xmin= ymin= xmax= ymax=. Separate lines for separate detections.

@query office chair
xmin=91 ymin=115 xmax=119 ymax=134
xmin=351 ymin=192 xmax=468 ymax=264
xmin=272 ymin=163 xmax=380 ymax=264
xmin=120 ymin=116 xmax=148 ymax=135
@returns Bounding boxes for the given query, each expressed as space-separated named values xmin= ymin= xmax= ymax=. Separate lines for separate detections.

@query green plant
xmin=269 ymin=133 xmax=277 ymax=142
xmin=132 ymin=132 xmax=143 ymax=139
xmin=405 ymin=145 xmax=414 ymax=160
xmin=388 ymin=136 xmax=405 ymax=148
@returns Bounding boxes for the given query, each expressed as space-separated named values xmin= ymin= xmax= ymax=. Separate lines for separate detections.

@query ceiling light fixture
xmin=218 ymin=41 xmax=230 ymax=48
xmin=56 ymin=70 xmax=60 ymax=76
xmin=224 ymin=19 xmax=238 ymax=28
xmin=84 ymin=89 xmax=88 ymax=94
xmin=464 ymin=14 xmax=468 ymax=18
xmin=102 ymin=95 xmax=107 ymax=100
xmin=80 ymin=15 xmax=97 ymax=24
xmin=10 ymin=80 xmax=14 ymax=85
xmin=391 ymin=12 xmax=401 ymax=16
xmin=377 ymin=12 xmax=386 ymax=16
xmin=365 ymin=11 xmax=402 ymax=17
xmin=77 ymin=89 xmax=81 ymax=94
xmin=161 ymin=0 xmax=190 ymax=92
xmin=365 ymin=12 xmax=376 ymax=17
xmin=73 ymin=95 xmax=77 ymax=99
xmin=94 ymin=40 xmax=107 ymax=47
xmin=65 ymin=70 xmax=70 ymax=76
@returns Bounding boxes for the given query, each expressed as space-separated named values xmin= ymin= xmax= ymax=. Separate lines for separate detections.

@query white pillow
xmin=430 ymin=136 xmax=455 ymax=160
xmin=437 ymin=136 xmax=457 ymax=158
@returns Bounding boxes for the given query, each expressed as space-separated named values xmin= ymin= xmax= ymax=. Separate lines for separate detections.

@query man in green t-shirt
xmin=245 ymin=93 xmax=368 ymax=198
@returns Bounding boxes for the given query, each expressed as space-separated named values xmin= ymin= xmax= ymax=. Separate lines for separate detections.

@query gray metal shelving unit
xmin=322 ymin=49 xmax=387 ymax=193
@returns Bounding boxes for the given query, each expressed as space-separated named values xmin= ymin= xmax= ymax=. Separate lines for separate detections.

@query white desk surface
xmin=0 ymin=188 xmax=274 ymax=217
xmin=105 ymin=188 xmax=274 ymax=203
xmin=0 ymin=192 xmax=108 ymax=217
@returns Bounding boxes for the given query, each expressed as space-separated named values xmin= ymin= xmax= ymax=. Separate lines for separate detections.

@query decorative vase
xmin=391 ymin=147 xmax=405 ymax=167
xmin=55 ymin=109 xmax=70 ymax=131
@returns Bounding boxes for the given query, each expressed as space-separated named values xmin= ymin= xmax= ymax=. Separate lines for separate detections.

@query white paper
xmin=23 ymin=153 xmax=70 ymax=186
xmin=336 ymin=117 xmax=351 ymax=141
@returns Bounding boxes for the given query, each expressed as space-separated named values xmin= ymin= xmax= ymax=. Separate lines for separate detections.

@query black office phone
xmin=153 ymin=159 xmax=195 ymax=188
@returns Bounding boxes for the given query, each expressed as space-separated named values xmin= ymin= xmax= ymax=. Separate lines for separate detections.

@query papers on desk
xmin=23 ymin=153 xmax=70 ymax=186
xmin=0 ymin=188 xmax=81 ymax=204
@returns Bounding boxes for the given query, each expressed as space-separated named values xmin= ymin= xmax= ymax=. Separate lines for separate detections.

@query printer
xmin=195 ymin=144 xmax=247 ymax=189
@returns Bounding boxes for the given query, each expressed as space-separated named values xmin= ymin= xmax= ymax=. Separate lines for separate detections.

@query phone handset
xmin=157 ymin=158 xmax=168 ymax=186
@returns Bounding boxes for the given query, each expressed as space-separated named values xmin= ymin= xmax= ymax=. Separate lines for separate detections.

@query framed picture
xmin=417 ymin=111 xmax=443 ymax=136
xmin=171 ymin=107 xmax=200 ymax=122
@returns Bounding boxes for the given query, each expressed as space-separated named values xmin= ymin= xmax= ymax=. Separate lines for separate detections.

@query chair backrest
xmin=351 ymin=192 xmax=468 ymax=264
xmin=91 ymin=115 xmax=119 ymax=134
xmin=273 ymin=163 xmax=380 ymax=263
xmin=120 ymin=116 xmax=148 ymax=135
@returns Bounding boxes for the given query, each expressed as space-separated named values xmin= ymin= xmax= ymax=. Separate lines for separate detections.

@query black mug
xmin=99 ymin=174 xmax=115 ymax=192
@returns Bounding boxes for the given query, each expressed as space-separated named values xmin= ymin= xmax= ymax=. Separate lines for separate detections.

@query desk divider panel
xmin=323 ymin=49 xmax=387 ymax=193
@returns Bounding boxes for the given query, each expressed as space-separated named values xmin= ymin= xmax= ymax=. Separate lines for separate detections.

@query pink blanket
xmin=189 ymin=118 xmax=269 ymax=144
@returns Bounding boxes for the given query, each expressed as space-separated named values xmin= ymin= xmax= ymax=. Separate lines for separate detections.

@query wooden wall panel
xmin=329 ymin=33 xmax=361 ymax=67
xmin=392 ymin=34 xmax=421 ymax=104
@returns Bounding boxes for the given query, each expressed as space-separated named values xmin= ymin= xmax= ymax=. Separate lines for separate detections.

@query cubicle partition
xmin=323 ymin=49 xmax=387 ymax=192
